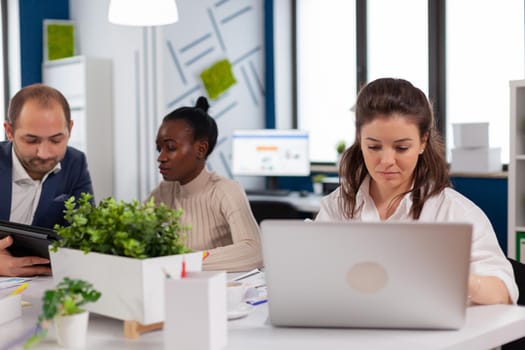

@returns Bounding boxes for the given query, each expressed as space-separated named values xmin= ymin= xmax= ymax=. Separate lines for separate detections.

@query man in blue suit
xmin=0 ymin=84 xmax=94 ymax=276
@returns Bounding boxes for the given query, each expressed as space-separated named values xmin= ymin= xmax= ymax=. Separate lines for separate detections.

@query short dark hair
xmin=7 ymin=83 xmax=71 ymax=128
xmin=162 ymin=96 xmax=218 ymax=158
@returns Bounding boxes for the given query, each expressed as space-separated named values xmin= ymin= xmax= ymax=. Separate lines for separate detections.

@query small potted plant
xmin=24 ymin=277 xmax=101 ymax=349
xmin=312 ymin=174 xmax=326 ymax=195
xmin=49 ymin=193 xmax=203 ymax=326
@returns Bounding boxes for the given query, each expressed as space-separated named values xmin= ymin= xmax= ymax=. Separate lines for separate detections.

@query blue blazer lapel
xmin=0 ymin=142 xmax=13 ymax=221
xmin=33 ymin=172 xmax=59 ymax=223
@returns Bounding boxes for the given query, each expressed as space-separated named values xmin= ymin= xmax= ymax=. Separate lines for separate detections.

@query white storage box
xmin=450 ymin=147 xmax=501 ymax=173
xmin=452 ymin=123 xmax=489 ymax=148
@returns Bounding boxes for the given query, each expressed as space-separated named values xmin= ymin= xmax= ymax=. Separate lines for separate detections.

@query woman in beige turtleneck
xmin=147 ymin=96 xmax=262 ymax=272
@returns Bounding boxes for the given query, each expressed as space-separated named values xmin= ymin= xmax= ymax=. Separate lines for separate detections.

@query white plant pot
xmin=55 ymin=311 xmax=89 ymax=348
xmin=313 ymin=182 xmax=323 ymax=195
xmin=50 ymin=248 xmax=203 ymax=324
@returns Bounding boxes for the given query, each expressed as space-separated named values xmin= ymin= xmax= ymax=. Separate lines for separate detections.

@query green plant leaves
xmin=40 ymin=277 xmax=101 ymax=320
xmin=25 ymin=278 xmax=101 ymax=349
xmin=53 ymin=193 xmax=191 ymax=258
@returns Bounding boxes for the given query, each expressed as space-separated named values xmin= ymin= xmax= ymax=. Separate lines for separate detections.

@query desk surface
xmin=247 ymin=192 xmax=322 ymax=213
xmin=2 ymin=277 xmax=525 ymax=350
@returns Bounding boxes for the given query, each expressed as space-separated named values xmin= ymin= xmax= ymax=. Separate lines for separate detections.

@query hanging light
xmin=108 ymin=0 xmax=179 ymax=26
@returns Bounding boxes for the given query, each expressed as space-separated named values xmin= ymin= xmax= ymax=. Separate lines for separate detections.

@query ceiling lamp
xmin=108 ymin=0 xmax=179 ymax=26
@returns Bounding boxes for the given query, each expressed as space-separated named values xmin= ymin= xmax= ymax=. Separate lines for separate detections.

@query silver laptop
xmin=260 ymin=220 xmax=472 ymax=330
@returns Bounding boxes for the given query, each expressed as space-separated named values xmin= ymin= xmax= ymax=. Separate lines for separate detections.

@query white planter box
xmin=50 ymin=248 xmax=202 ymax=324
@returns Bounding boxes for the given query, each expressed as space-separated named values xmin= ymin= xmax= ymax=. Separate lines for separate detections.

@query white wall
xmin=7 ymin=0 xmax=21 ymax=98
xmin=273 ymin=0 xmax=293 ymax=129
xmin=70 ymin=0 xmax=266 ymax=201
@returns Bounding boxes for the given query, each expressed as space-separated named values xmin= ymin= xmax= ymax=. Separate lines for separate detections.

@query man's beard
xmin=13 ymin=144 xmax=60 ymax=177
xmin=20 ymin=156 xmax=59 ymax=176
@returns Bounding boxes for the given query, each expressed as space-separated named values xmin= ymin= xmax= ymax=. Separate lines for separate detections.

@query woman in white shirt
xmin=316 ymin=77 xmax=518 ymax=305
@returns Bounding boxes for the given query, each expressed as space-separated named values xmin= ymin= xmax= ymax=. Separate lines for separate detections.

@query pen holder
xmin=164 ymin=271 xmax=227 ymax=350
xmin=0 ymin=294 xmax=21 ymax=325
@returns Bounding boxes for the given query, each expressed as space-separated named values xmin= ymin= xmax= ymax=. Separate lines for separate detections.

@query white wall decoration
xmin=69 ymin=0 xmax=265 ymax=201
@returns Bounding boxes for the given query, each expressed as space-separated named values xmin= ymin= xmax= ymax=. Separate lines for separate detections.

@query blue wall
xmin=19 ymin=0 xmax=69 ymax=86
xmin=451 ymin=176 xmax=508 ymax=253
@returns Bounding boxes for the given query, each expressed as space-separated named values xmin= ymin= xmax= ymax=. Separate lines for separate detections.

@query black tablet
xmin=0 ymin=220 xmax=60 ymax=259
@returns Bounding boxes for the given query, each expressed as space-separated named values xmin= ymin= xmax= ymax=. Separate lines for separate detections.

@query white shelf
xmin=43 ymin=56 xmax=114 ymax=201
xmin=508 ymin=79 xmax=525 ymax=261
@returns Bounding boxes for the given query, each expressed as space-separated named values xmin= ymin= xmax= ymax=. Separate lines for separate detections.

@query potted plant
xmin=311 ymin=174 xmax=326 ymax=195
xmin=49 ymin=193 xmax=203 ymax=326
xmin=24 ymin=277 xmax=101 ymax=349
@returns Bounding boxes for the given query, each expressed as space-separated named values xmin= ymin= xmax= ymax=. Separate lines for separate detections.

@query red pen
xmin=181 ymin=256 xmax=187 ymax=279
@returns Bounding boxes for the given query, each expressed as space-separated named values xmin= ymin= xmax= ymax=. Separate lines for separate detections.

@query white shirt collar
xmin=357 ymin=175 xmax=414 ymax=221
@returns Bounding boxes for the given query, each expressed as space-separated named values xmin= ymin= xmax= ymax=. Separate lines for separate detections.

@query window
xmin=368 ymin=0 xmax=428 ymax=95
xmin=293 ymin=0 xmax=524 ymax=165
xmin=446 ymin=1 xmax=524 ymax=163
xmin=296 ymin=0 xmax=356 ymax=163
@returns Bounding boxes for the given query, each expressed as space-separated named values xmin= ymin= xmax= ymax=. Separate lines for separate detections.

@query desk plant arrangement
xmin=51 ymin=193 xmax=190 ymax=258
xmin=24 ymin=277 xmax=101 ymax=349
xmin=49 ymin=193 xmax=203 ymax=326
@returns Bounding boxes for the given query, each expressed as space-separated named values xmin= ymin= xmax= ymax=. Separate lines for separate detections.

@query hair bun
xmin=195 ymin=96 xmax=210 ymax=113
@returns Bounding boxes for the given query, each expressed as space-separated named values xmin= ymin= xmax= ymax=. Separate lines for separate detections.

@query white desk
xmin=2 ymin=277 xmax=525 ymax=349
xmin=247 ymin=192 xmax=322 ymax=214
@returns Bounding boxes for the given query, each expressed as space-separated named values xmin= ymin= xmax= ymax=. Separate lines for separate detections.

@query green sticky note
xmin=47 ymin=24 xmax=75 ymax=60
xmin=200 ymin=59 xmax=236 ymax=100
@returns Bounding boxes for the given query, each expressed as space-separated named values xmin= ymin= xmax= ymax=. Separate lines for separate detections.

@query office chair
xmin=249 ymin=200 xmax=305 ymax=225
xmin=502 ymin=257 xmax=525 ymax=350
xmin=507 ymin=258 xmax=525 ymax=306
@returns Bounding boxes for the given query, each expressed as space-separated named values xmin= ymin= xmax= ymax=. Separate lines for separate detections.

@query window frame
xmin=291 ymin=0 xmax=448 ymax=165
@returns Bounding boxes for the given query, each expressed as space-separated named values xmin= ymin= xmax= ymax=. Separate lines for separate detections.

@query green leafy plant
xmin=336 ymin=140 xmax=347 ymax=155
xmin=51 ymin=193 xmax=191 ymax=258
xmin=24 ymin=277 xmax=101 ymax=349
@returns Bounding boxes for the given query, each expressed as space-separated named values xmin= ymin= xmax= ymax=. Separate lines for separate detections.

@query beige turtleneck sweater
xmin=147 ymin=168 xmax=262 ymax=272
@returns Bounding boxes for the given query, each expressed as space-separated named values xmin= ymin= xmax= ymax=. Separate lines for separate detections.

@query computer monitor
xmin=231 ymin=129 xmax=310 ymax=189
